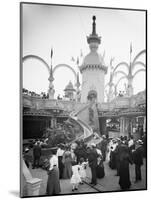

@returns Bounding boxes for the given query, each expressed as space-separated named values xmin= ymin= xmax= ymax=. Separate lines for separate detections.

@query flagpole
xmin=77 ymin=57 xmax=79 ymax=67
xmin=48 ymin=47 xmax=55 ymax=99
xmin=130 ymin=42 xmax=132 ymax=65
xmin=51 ymin=47 xmax=53 ymax=70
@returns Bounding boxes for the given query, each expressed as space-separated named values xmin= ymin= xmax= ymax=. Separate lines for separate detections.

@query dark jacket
xmin=132 ymin=146 xmax=143 ymax=166
xmin=88 ymin=148 xmax=98 ymax=167
xmin=33 ymin=144 xmax=42 ymax=158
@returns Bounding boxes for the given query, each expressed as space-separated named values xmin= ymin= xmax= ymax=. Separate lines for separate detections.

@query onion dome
xmin=64 ymin=81 xmax=76 ymax=92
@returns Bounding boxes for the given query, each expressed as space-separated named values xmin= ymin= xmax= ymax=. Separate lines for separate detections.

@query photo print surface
xmin=20 ymin=2 xmax=147 ymax=197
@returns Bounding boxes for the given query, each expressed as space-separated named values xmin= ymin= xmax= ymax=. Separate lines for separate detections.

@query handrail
xmin=77 ymin=119 xmax=92 ymax=137
xmin=77 ymin=118 xmax=93 ymax=133
xmin=70 ymin=115 xmax=91 ymax=138
xmin=69 ymin=104 xmax=94 ymax=142
xmin=70 ymin=103 xmax=89 ymax=117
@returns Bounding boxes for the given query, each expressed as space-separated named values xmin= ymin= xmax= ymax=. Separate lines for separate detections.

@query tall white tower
xmin=79 ymin=16 xmax=107 ymax=103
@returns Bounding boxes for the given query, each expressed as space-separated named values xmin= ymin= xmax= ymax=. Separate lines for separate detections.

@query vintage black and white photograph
xmin=21 ymin=2 xmax=147 ymax=197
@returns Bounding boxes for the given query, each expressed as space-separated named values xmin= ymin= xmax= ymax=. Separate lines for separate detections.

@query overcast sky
xmin=22 ymin=3 xmax=146 ymax=99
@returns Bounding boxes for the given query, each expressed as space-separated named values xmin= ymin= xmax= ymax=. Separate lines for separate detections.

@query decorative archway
xmin=53 ymin=64 xmax=77 ymax=81
xmin=22 ymin=57 xmax=77 ymax=81
xmin=132 ymin=49 xmax=146 ymax=67
xmin=22 ymin=55 xmax=50 ymax=73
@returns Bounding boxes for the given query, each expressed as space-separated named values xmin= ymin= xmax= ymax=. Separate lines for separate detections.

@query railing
xmin=75 ymin=104 xmax=90 ymax=116
xmin=77 ymin=118 xmax=93 ymax=133
xmin=23 ymin=94 xmax=86 ymax=112
xmin=69 ymin=104 xmax=93 ymax=142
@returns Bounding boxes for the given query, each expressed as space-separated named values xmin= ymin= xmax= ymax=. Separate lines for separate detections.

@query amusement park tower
xmin=79 ymin=16 xmax=107 ymax=103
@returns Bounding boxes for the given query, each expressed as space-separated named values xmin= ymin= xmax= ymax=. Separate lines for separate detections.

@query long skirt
xmin=109 ymin=151 xmax=116 ymax=169
xmin=119 ymin=161 xmax=131 ymax=190
xmin=58 ymin=156 xmax=64 ymax=179
xmin=96 ymin=163 xmax=105 ymax=179
xmin=63 ymin=160 xmax=72 ymax=179
xmin=46 ymin=167 xmax=61 ymax=195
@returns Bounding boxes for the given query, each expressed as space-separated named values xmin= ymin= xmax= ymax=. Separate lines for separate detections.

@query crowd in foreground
xmin=23 ymin=133 xmax=146 ymax=195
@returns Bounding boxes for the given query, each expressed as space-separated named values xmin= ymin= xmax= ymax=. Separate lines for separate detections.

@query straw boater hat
xmin=137 ymin=140 xmax=143 ymax=145
xmin=25 ymin=147 xmax=29 ymax=153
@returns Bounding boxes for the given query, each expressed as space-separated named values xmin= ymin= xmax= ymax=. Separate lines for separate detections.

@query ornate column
xmin=126 ymin=75 xmax=133 ymax=97
xmin=75 ymin=72 xmax=81 ymax=102
xmin=48 ymin=67 xmax=55 ymax=99
xmin=48 ymin=48 xmax=55 ymax=99
xmin=126 ymin=44 xmax=134 ymax=97
xmin=120 ymin=117 xmax=129 ymax=136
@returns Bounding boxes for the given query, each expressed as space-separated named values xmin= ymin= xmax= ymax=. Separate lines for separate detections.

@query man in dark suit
xmin=132 ymin=140 xmax=144 ymax=182
xmin=100 ymin=135 xmax=108 ymax=161
xmin=87 ymin=144 xmax=98 ymax=185
xmin=33 ymin=141 xmax=42 ymax=169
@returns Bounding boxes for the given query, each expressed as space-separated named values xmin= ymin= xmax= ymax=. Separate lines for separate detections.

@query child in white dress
xmin=79 ymin=158 xmax=88 ymax=184
xmin=70 ymin=161 xmax=81 ymax=191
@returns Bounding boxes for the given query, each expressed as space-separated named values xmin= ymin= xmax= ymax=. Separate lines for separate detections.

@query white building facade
xmin=79 ymin=16 xmax=107 ymax=103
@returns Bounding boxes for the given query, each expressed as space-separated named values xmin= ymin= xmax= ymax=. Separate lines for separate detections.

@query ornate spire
xmin=92 ymin=16 xmax=96 ymax=35
xmin=87 ymin=16 xmax=101 ymax=45
xmin=76 ymin=72 xmax=80 ymax=88
xmin=48 ymin=64 xmax=54 ymax=82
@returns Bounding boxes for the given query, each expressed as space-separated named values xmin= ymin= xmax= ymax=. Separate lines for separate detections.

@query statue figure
xmin=89 ymin=107 xmax=94 ymax=124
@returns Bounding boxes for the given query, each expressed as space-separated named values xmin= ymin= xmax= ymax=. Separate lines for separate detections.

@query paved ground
xmin=29 ymin=157 xmax=146 ymax=196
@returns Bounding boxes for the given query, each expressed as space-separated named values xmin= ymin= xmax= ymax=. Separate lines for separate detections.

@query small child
xmin=79 ymin=157 xmax=88 ymax=184
xmin=70 ymin=161 xmax=81 ymax=191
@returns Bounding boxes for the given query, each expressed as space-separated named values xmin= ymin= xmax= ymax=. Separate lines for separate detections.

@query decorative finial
xmin=87 ymin=15 xmax=101 ymax=45
xmin=110 ymin=57 xmax=114 ymax=70
xmin=130 ymin=42 xmax=132 ymax=64
xmin=92 ymin=15 xmax=96 ymax=35
xmin=93 ymin=15 xmax=96 ymax=21
xmin=49 ymin=47 xmax=54 ymax=81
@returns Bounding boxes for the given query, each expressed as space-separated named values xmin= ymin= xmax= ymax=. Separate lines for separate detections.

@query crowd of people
xmin=45 ymin=140 xmax=105 ymax=195
xmin=23 ymin=88 xmax=49 ymax=99
xmin=23 ymin=88 xmax=76 ymax=101
xmin=23 ymin=133 xmax=146 ymax=196
xmin=108 ymin=134 xmax=146 ymax=190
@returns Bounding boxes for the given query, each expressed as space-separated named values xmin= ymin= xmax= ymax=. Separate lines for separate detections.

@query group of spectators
xmin=22 ymin=88 xmax=49 ymax=99
xmin=24 ymin=138 xmax=106 ymax=195
xmin=45 ymin=139 xmax=106 ymax=195
xmin=108 ymin=134 xmax=146 ymax=190
xmin=23 ymin=133 xmax=146 ymax=195
xmin=57 ymin=94 xmax=76 ymax=101
xmin=118 ymin=91 xmax=125 ymax=97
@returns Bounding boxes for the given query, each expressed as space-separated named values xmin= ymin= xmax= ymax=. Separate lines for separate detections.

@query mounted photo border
xmin=20 ymin=2 xmax=147 ymax=198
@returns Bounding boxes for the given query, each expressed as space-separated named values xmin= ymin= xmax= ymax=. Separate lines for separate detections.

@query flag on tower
xmin=77 ymin=57 xmax=79 ymax=65
xmin=110 ymin=57 xmax=114 ymax=68
xmin=80 ymin=49 xmax=83 ymax=57
xmin=130 ymin=43 xmax=132 ymax=54
xmin=71 ymin=56 xmax=75 ymax=62
xmin=51 ymin=48 xmax=53 ymax=58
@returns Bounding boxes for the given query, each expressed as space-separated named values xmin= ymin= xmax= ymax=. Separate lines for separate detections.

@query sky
xmin=22 ymin=3 xmax=146 ymax=99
